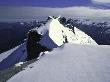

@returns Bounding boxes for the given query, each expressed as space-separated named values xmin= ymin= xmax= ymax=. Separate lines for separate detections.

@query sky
xmin=0 ymin=0 xmax=110 ymax=20
xmin=0 ymin=0 xmax=110 ymax=8
xmin=0 ymin=0 xmax=91 ymax=7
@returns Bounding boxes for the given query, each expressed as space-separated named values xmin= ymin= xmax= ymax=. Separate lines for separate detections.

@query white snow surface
xmin=15 ymin=62 xmax=24 ymax=67
xmin=36 ymin=16 xmax=97 ymax=48
xmin=8 ymin=43 xmax=110 ymax=82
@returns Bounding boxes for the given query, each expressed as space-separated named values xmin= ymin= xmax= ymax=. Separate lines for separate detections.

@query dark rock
xmin=26 ymin=30 xmax=50 ymax=61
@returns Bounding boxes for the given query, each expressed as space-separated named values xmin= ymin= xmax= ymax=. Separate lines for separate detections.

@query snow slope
xmin=0 ymin=46 xmax=19 ymax=62
xmin=8 ymin=43 xmax=110 ymax=82
xmin=74 ymin=27 xmax=98 ymax=45
xmin=0 ymin=43 xmax=27 ymax=70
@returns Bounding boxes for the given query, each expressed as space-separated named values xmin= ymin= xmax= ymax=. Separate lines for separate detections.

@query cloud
xmin=0 ymin=7 xmax=110 ymax=19
xmin=92 ymin=0 xmax=110 ymax=4
xmin=60 ymin=7 xmax=110 ymax=17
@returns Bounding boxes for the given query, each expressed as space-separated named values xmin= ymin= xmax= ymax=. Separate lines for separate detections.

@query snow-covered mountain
xmin=36 ymin=16 xmax=97 ymax=48
xmin=0 ymin=16 xmax=110 ymax=82
xmin=7 ymin=43 xmax=110 ymax=82
xmin=0 ymin=16 xmax=98 ymax=70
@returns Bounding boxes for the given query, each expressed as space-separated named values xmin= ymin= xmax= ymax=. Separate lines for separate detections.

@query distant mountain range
xmin=0 ymin=16 xmax=110 ymax=54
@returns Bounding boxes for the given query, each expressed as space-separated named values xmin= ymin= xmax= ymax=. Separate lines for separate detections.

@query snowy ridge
xmin=36 ymin=16 xmax=97 ymax=48
xmin=7 ymin=43 xmax=110 ymax=82
xmin=0 ymin=45 xmax=20 ymax=62
xmin=74 ymin=27 xmax=97 ymax=45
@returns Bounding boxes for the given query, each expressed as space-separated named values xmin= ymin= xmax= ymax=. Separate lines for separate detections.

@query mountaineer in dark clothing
xmin=26 ymin=30 xmax=50 ymax=61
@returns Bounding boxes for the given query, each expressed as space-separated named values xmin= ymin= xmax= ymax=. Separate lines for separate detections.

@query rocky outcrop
xmin=26 ymin=30 xmax=50 ymax=61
